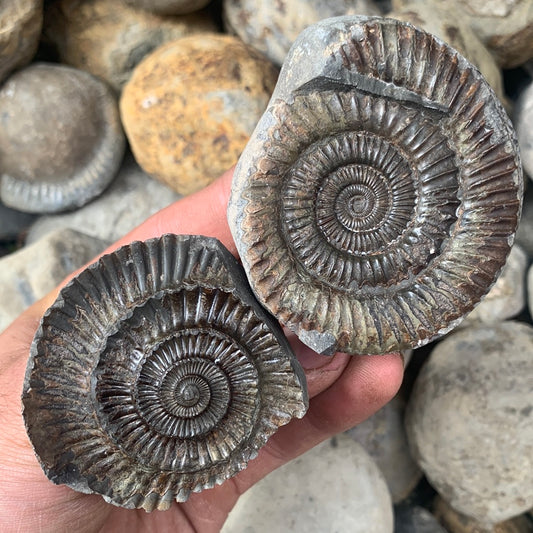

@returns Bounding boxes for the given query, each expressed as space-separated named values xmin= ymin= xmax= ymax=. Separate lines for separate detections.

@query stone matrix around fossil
xmin=228 ymin=16 xmax=523 ymax=356
xmin=22 ymin=235 xmax=307 ymax=511
xmin=120 ymin=34 xmax=279 ymax=195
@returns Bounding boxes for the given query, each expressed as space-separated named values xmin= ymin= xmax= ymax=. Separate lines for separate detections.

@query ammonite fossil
xmin=22 ymin=235 xmax=308 ymax=510
xmin=0 ymin=63 xmax=125 ymax=213
xmin=228 ymin=16 xmax=523 ymax=355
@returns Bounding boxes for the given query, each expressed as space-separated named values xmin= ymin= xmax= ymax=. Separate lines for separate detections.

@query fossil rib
xmin=228 ymin=16 xmax=523 ymax=355
xmin=22 ymin=234 xmax=308 ymax=511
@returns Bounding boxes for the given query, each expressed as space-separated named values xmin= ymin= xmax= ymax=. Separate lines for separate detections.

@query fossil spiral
xmin=228 ymin=16 xmax=523 ymax=355
xmin=22 ymin=235 xmax=308 ymax=511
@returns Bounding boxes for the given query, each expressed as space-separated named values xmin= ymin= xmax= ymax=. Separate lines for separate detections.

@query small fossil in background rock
xmin=0 ymin=63 xmax=125 ymax=213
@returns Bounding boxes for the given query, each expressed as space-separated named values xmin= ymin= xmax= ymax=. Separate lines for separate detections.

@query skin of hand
xmin=0 ymin=168 xmax=404 ymax=533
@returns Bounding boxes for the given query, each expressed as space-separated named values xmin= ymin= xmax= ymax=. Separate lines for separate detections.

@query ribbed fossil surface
xmin=228 ymin=16 xmax=523 ymax=355
xmin=22 ymin=234 xmax=308 ymax=511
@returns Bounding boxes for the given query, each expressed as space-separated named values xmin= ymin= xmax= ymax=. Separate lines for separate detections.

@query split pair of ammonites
xmin=22 ymin=16 xmax=522 ymax=511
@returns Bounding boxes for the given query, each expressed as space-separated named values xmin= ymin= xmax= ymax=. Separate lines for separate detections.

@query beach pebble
xmin=221 ymin=435 xmax=393 ymax=533
xmin=122 ymin=0 xmax=211 ymax=15
xmin=120 ymin=34 xmax=278 ymax=195
xmin=433 ymin=495 xmax=533 ymax=533
xmin=0 ymin=0 xmax=43 ymax=83
xmin=406 ymin=321 xmax=533 ymax=526
xmin=460 ymin=244 xmax=527 ymax=328
xmin=43 ymin=0 xmax=216 ymax=92
xmin=388 ymin=0 xmax=506 ymax=104
xmin=26 ymin=154 xmax=180 ymax=245
xmin=514 ymin=81 xmax=533 ymax=181
xmin=0 ymin=63 xmax=125 ymax=214
xmin=223 ymin=0 xmax=381 ymax=66
xmin=394 ymin=505 xmax=447 ymax=533
xmin=0 ymin=229 xmax=107 ymax=333
xmin=345 ymin=395 xmax=422 ymax=503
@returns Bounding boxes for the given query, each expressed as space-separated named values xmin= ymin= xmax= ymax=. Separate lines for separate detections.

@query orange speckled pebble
xmin=120 ymin=34 xmax=278 ymax=195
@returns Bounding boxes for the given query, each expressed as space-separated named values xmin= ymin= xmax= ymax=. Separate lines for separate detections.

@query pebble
xmin=43 ymin=0 xmax=216 ymax=92
xmin=221 ymin=435 xmax=393 ymax=533
xmin=0 ymin=63 xmax=125 ymax=214
xmin=345 ymin=394 xmax=422 ymax=503
xmin=406 ymin=321 xmax=533 ymax=526
xmin=388 ymin=0 xmax=507 ymax=105
xmin=514 ymin=81 xmax=533 ymax=181
xmin=460 ymin=244 xmax=527 ymax=328
xmin=433 ymin=495 xmax=533 ymax=533
xmin=453 ymin=0 xmax=533 ymax=68
xmin=0 ymin=229 xmax=108 ymax=333
xmin=223 ymin=0 xmax=382 ymax=66
xmin=122 ymin=0 xmax=211 ymax=16
xmin=26 ymin=154 xmax=180 ymax=245
xmin=0 ymin=0 xmax=43 ymax=83
xmin=394 ymin=505 xmax=447 ymax=533
xmin=120 ymin=34 xmax=278 ymax=195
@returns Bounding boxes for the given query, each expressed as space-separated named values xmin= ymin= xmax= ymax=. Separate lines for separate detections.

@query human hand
xmin=0 ymin=169 xmax=403 ymax=533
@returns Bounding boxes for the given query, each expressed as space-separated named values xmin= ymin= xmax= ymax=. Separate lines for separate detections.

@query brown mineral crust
xmin=120 ymin=34 xmax=278 ymax=195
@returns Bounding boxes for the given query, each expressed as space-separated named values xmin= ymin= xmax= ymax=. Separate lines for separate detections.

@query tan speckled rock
xmin=120 ymin=34 xmax=278 ymax=195
xmin=123 ymin=0 xmax=211 ymax=16
xmin=43 ymin=0 xmax=216 ymax=92
xmin=389 ymin=0 xmax=507 ymax=104
xmin=0 ymin=0 xmax=43 ymax=83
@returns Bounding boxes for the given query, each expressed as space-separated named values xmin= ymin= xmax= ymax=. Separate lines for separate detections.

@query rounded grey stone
xmin=222 ymin=435 xmax=393 ymax=532
xmin=345 ymin=395 xmax=422 ymax=503
xmin=0 ymin=228 xmax=108 ymax=333
xmin=0 ymin=63 xmax=125 ymax=213
xmin=406 ymin=321 xmax=533 ymax=526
